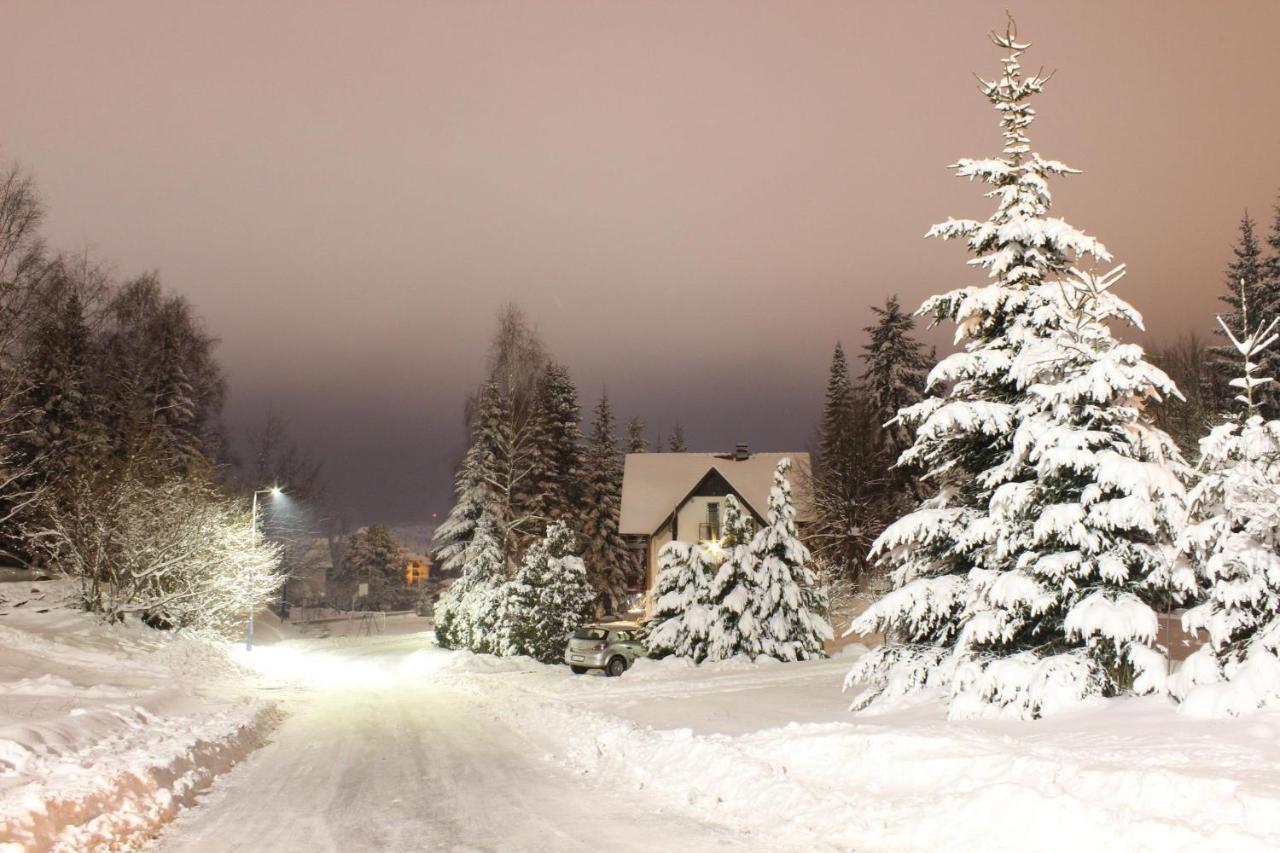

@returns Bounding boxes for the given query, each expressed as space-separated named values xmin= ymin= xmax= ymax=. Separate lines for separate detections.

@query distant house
xmin=284 ymin=537 xmax=333 ymax=605
xmin=619 ymin=444 xmax=812 ymax=602
xmin=405 ymin=554 xmax=431 ymax=585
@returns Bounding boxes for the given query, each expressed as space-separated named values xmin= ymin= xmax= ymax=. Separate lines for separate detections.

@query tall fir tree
xmin=1214 ymin=213 xmax=1274 ymax=417
xmin=433 ymin=306 xmax=549 ymax=574
xmin=808 ymin=343 xmax=887 ymax=583
xmin=98 ymin=276 xmax=226 ymax=470
xmin=579 ymin=393 xmax=636 ymax=613
xmin=861 ymin=295 xmax=930 ymax=465
xmin=1172 ymin=298 xmax=1280 ymax=716
xmin=527 ymin=362 xmax=586 ymax=532
xmin=625 ymin=416 xmax=648 ymax=453
xmin=848 ymin=20 xmax=1186 ymax=719
xmin=667 ymin=423 xmax=688 ymax=452
xmin=12 ymin=275 xmax=105 ymax=548
xmin=705 ymin=494 xmax=763 ymax=660
xmin=433 ymin=515 xmax=504 ymax=650
xmin=340 ymin=524 xmax=408 ymax=610
xmin=750 ymin=458 xmax=831 ymax=661
xmin=432 ymin=381 xmax=502 ymax=574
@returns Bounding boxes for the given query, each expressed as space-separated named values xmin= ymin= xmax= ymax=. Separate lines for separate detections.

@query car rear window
xmin=573 ymin=628 xmax=608 ymax=640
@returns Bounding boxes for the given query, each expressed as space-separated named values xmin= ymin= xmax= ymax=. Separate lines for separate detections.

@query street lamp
xmin=246 ymin=485 xmax=284 ymax=651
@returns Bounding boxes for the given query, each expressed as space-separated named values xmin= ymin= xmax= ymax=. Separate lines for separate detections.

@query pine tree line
xmin=807 ymin=299 xmax=929 ymax=587
xmin=0 ymin=163 xmax=283 ymax=632
xmin=433 ymin=305 xmax=683 ymax=625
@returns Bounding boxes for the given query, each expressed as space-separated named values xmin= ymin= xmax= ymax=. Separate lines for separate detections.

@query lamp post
xmin=247 ymin=485 xmax=283 ymax=651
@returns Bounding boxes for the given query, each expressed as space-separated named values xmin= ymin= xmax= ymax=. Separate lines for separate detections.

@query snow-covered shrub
xmin=42 ymin=461 xmax=283 ymax=635
xmin=492 ymin=521 xmax=594 ymax=663
xmin=847 ymin=22 xmax=1187 ymax=719
xmin=647 ymin=541 xmax=715 ymax=661
xmin=748 ymin=459 xmax=831 ymax=662
xmin=1171 ymin=309 xmax=1280 ymax=716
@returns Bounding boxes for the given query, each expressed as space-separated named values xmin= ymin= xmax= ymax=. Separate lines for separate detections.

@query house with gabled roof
xmin=619 ymin=443 xmax=812 ymax=603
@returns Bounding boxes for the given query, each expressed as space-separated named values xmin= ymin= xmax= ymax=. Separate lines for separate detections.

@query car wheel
xmin=570 ymin=665 xmax=587 ymax=675
xmin=606 ymin=656 xmax=627 ymax=678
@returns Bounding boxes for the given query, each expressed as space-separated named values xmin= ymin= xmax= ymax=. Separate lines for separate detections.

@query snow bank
xmin=0 ymin=580 xmax=279 ymax=851
xmin=446 ymin=649 xmax=1280 ymax=852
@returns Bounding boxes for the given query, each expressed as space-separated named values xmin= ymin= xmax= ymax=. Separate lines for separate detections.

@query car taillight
xmin=592 ymin=643 xmax=606 ymax=651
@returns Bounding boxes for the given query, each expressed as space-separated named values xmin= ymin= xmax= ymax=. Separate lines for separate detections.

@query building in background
xmin=619 ymin=445 xmax=812 ymax=598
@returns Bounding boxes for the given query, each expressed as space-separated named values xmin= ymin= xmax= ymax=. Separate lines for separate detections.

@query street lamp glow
xmin=246 ymin=485 xmax=286 ymax=651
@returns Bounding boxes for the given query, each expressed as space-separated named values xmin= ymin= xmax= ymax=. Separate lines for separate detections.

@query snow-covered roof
xmin=619 ymin=452 xmax=812 ymax=536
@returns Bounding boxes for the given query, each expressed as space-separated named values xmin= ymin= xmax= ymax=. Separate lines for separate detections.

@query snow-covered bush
xmin=748 ymin=459 xmax=831 ymax=662
xmin=1171 ymin=309 xmax=1280 ymax=716
xmin=847 ymin=21 xmax=1187 ymax=719
xmin=647 ymin=541 xmax=715 ymax=661
xmin=493 ymin=521 xmax=594 ymax=663
xmin=41 ymin=461 xmax=283 ymax=635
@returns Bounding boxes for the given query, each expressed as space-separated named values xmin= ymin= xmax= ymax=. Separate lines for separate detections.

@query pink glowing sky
xmin=3 ymin=1 xmax=1278 ymax=522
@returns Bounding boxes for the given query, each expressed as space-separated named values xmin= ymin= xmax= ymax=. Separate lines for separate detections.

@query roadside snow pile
xmin=452 ymin=650 xmax=1280 ymax=852
xmin=0 ymin=580 xmax=278 ymax=852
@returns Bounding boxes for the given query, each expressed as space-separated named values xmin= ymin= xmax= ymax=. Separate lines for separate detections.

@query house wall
xmin=647 ymin=520 xmax=673 ymax=593
xmin=674 ymin=496 xmax=724 ymax=546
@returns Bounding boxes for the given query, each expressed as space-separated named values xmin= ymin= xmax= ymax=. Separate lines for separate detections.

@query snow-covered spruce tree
xmin=705 ymin=494 xmax=763 ymax=661
xmin=433 ymin=516 xmax=504 ymax=650
xmin=647 ymin=541 xmax=715 ymax=661
xmin=433 ymin=307 xmax=548 ymax=573
xmin=848 ymin=20 xmax=1186 ymax=718
xmin=1171 ymin=302 xmax=1280 ymax=715
xmin=625 ymin=416 xmax=648 ymax=453
xmin=98 ymin=276 xmax=227 ymax=472
xmin=1213 ymin=214 xmax=1275 ymax=418
xmin=341 ymin=524 xmax=408 ymax=610
xmin=808 ymin=342 xmax=887 ymax=582
xmin=667 ymin=423 xmax=688 ymax=452
xmin=431 ymin=383 xmax=501 ymax=575
xmin=579 ymin=393 xmax=636 ymax=613
xmin=861 ymin=295 xmax=930 ymax=464
xmin=493 ymin=521 xmax=594 ymax=663
xmin=750 ymin=458 xmax=831 ymax=661
xmin=527 ymin=362 xmax=585 ymax=532
xmin=11 ymin=271 xmax=107 ymax=555
xmin=1267 ymin=196 xmax=1280 ymax=330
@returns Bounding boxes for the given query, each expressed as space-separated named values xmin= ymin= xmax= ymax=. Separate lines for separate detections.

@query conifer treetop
xmin=926 ymin=16 xmax=1108 ymax=311
xmin=1216 ymin=283 xmax=1279 ymax=419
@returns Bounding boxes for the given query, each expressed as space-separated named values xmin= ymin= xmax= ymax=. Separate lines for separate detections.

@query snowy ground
xmin=6 ymin=580 xmax=1280 ymax=852
xmin=0 ymin=580 xmax=275 ymax=851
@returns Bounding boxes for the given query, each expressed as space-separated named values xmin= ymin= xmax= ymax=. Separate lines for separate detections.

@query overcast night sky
xmin=3 ymin=0 xmax=1279 ymax=526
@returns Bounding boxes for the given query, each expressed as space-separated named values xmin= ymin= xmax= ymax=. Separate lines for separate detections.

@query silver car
xmin=564 ymin=625 xmax=647 ymax=677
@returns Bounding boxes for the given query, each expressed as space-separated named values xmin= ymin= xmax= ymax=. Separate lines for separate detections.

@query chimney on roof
xmin=733 ymin=442 xmax=749 ymax=461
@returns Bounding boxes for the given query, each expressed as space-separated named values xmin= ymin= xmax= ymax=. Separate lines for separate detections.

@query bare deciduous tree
xmin=38 ymin=458 xmax=283 ymax=633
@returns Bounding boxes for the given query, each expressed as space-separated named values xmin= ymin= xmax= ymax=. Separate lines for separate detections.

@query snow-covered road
xmin=152 ymin=636 xmax=770 ymax=853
